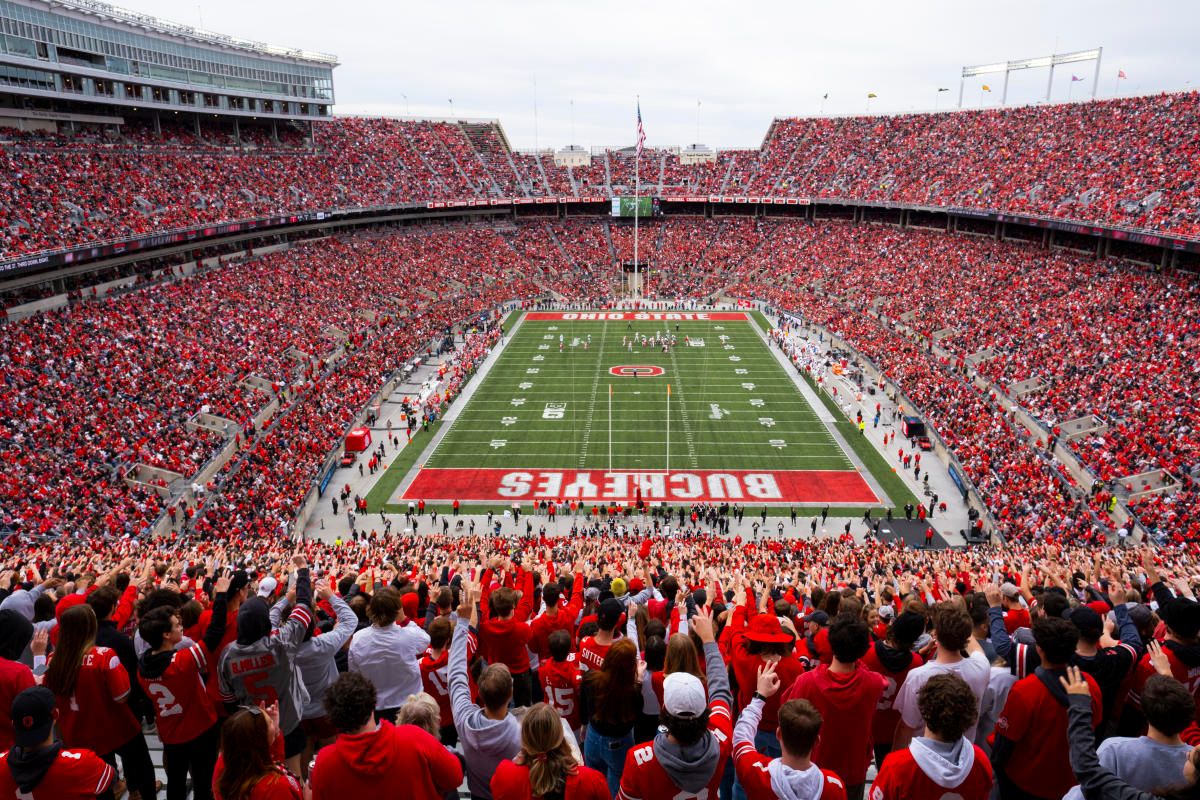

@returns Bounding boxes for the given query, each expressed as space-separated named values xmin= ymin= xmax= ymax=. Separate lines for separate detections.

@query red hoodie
xmin=310 ymin=721 xmax=462 ymax=800
xmin=479 ymin=569 xmax=535 ymax=673
xmin=783 ymin=664 xmax=888 ymax=786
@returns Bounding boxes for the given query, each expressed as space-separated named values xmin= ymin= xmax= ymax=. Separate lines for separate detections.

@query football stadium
xmin=0 ymin=0 xmax=1198 ymax=797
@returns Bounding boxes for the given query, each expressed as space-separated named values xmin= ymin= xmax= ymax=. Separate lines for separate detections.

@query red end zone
xmin=401 ymin=468 xmax=878 ymax=504
xmin=523 ymin=311 xmax=747 ymax=321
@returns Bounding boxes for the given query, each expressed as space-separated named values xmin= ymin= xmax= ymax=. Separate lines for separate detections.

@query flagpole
xmin=608 ymin=384 xmax=613 ymax=473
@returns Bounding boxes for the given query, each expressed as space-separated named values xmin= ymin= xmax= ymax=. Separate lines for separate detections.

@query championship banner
xmin=523 ymin=311 xmax=748 ymax=321
xmin=401 ymin=468 xmax=879 ymax=504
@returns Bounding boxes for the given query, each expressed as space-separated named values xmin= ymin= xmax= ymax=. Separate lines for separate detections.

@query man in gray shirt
xmin=449 ymin=581 xmax=521 ymax=800
xmin=1063 ymin=672 xmax=1195 ymax=799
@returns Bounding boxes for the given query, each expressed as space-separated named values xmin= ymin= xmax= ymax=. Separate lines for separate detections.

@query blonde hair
xmin=516 ymin=703 xmax=578 ymax=796
xmin=398 ymin=692 xmax=440 ymax=738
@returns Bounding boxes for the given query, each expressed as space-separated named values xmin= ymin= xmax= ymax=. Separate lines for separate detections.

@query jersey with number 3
xmin=540 ymin=654 xmax=583 ymax=728
xmin=138 ymin=642 xmax=217 ymax=744
xmin=616 ymin=698 xmax=732 ymax=800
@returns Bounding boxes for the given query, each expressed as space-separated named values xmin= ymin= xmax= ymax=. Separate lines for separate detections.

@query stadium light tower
xmin=958 ymin=47 xmax=1102 ymax=107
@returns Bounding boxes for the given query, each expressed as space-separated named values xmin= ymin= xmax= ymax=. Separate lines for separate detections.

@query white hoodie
xmin=909 ymin=736 xmax=976 ymax=789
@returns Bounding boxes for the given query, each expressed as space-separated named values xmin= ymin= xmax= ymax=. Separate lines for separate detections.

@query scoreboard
xmin=611 ymin=197 xmax=658 ymax=218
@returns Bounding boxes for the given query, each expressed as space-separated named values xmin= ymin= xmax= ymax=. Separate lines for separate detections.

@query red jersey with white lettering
xmin=540 ymin=654 xmax=583 ymax=729
xmin=420 ymin=648 xmax=453 ymax=728
xmin=869 ymin=746 xmax=993 ymax=800
xmin=0 ymin=658 xmax=35 ymax=751
xmin=733 ymin=742 xmax=846 ymax=800
xmin=616 ymin=699 xmax=732 ymax=800
xmin=0 ymin=746 xmax=114 ymax=799
xmin=138 ymin=642 xmax=218 ymax=744
xmin=50 ymin=645 xmax=140 ymax=755
xmin=861 ymin=643 xmax=925 ymax=746
xmin=578 ymin=636 xmax=613 ymax=673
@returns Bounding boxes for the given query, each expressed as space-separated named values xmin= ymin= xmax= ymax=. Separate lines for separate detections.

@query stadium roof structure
xmin=44 ymin=0 xmax=338 ymax=65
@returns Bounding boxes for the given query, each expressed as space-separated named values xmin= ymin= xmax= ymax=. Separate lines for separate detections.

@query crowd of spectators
xmin=0 ymin=226 xmax=536 ymax=543
xmin=5 ymin=92 xmax=1199 ymax=260
xmin=2 ymin=525 xmax=1200 ymax=799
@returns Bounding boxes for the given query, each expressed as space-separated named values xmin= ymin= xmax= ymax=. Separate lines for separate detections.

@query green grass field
xmin=377 ymin=312 xmax=896 ymax=511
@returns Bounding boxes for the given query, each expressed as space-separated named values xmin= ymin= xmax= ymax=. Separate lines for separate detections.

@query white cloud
xmin=118 ymin=0 xmax=1199 ymax=148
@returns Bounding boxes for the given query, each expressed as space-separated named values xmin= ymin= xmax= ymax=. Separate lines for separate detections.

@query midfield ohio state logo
xmin=609 ymin=365 xmax=665 ymax=377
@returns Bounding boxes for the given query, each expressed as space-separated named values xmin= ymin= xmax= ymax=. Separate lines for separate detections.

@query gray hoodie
xmin=909 ymin=736 xmax=976 ymax=789
xmin=450 ymin=612 xmax=521 ymax=800
xmin=650 ymin=639 xmax=732 ymax=793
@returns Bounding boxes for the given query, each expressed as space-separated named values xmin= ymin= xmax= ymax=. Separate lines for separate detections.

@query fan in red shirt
xmin=733 ymin=662 xmax=847 ymax=800
xmin=0 ymin=687 xmax=114 ymax=800
xmin=213 ymin=704 xmax=304 ymax=800
xmin=490 ymin=702 xmax=608 ymax=800
xmin=137 ymin=574 xmax=231 ymax=800
xmin=0 ymin=610 xmax=37 ymax=753
xmin=871 ymin=673 xmax=993 ymax=800
xmin=540 ymin=630 xmax=583 ymax=730
xmin=40 ymin=603 xmax=157 ymax=800
xmin=579 ymin=598 xmax=625 ymax=672
xmin=419 ymin=616 xmax=476 ymax=747
xmin=1000 ymin=583 xmax=1032 ymax=634
xmin=617 ymin=605 xmax=733 ymax=800
xmin=528 ymin=568 xmax=584 ymax=664
xmin=803 ymin=611 xmax=833 ymax=664
xmin=479 ymin=560 xmax=536 ymax=706
xmin=310 ymin=672 xmax=462 ymax=800
xmin=783 ymin=616 xmax=887 ymax=797
xmin=726 ymin=589 xmax=808 ymax=750
xmin=861 ymin=611 xmax=926 ymax=768
xmin=992 ymin=617 xmax=1103 ymax=800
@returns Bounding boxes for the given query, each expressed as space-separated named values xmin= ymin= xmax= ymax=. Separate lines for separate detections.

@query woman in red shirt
xmin=41 ymin=604 xmax=157 ymax=800
xmin=491 ymin=702 xmax=609 ymax=800
xmin=213 ymin=705 xmax=304 ymax=800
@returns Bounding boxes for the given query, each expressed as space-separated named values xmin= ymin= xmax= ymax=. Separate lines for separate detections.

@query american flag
xmin=636 ymin=101 xmax=646 ymax=158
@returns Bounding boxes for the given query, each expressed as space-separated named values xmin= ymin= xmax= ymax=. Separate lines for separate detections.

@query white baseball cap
xmin=257 ymin=576 xmax=278 ymax=599
xmin=663 ymin=672 xmax=707 ymax=717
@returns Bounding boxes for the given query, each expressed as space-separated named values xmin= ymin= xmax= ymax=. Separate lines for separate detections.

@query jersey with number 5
xmin=540 ymin=654 xmax=583 ymax=728
xmin=138 ymin=642 xmax=217 ymax=744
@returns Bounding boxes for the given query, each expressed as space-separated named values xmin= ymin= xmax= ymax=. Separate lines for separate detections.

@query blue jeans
xmin=733 ymin=728 xmax=782 ymax=800
xmin=584 ymin=728 xmax=634 ymax=797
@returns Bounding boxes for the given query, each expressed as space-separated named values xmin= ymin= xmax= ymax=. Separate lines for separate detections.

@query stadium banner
xmin=401 ymin=468 xmax=879 ymax=504
xmin=523 ymin=311 xmax=747 ymax=321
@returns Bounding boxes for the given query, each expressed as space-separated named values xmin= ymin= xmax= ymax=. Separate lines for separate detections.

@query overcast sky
xmin=122 ymin=0 xmax=1199 ymax=150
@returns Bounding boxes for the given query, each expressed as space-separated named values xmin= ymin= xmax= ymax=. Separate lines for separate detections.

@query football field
xmin=395 ymin=311 xmax=886 ymax=506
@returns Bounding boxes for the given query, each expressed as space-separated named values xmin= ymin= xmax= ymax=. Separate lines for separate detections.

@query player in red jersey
xmin=617 ymin=605 xmax=733 ymax=800
xmin=872 ymin=674 xmax=993 ymax=800
xmin=579 ymin=598 xmax=624 ymax=672
xmin=0 ymin=687 xmax=114 ymax=799
xmin=138 ymin=574 xmax=231 ymax=800
xmin=733 ymin=662 xmax=847 ymax=800
xmin=41 ymin=603 xmax=156 ymax=799
xmin=540 ymin=629 xmax=583 ymax=731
